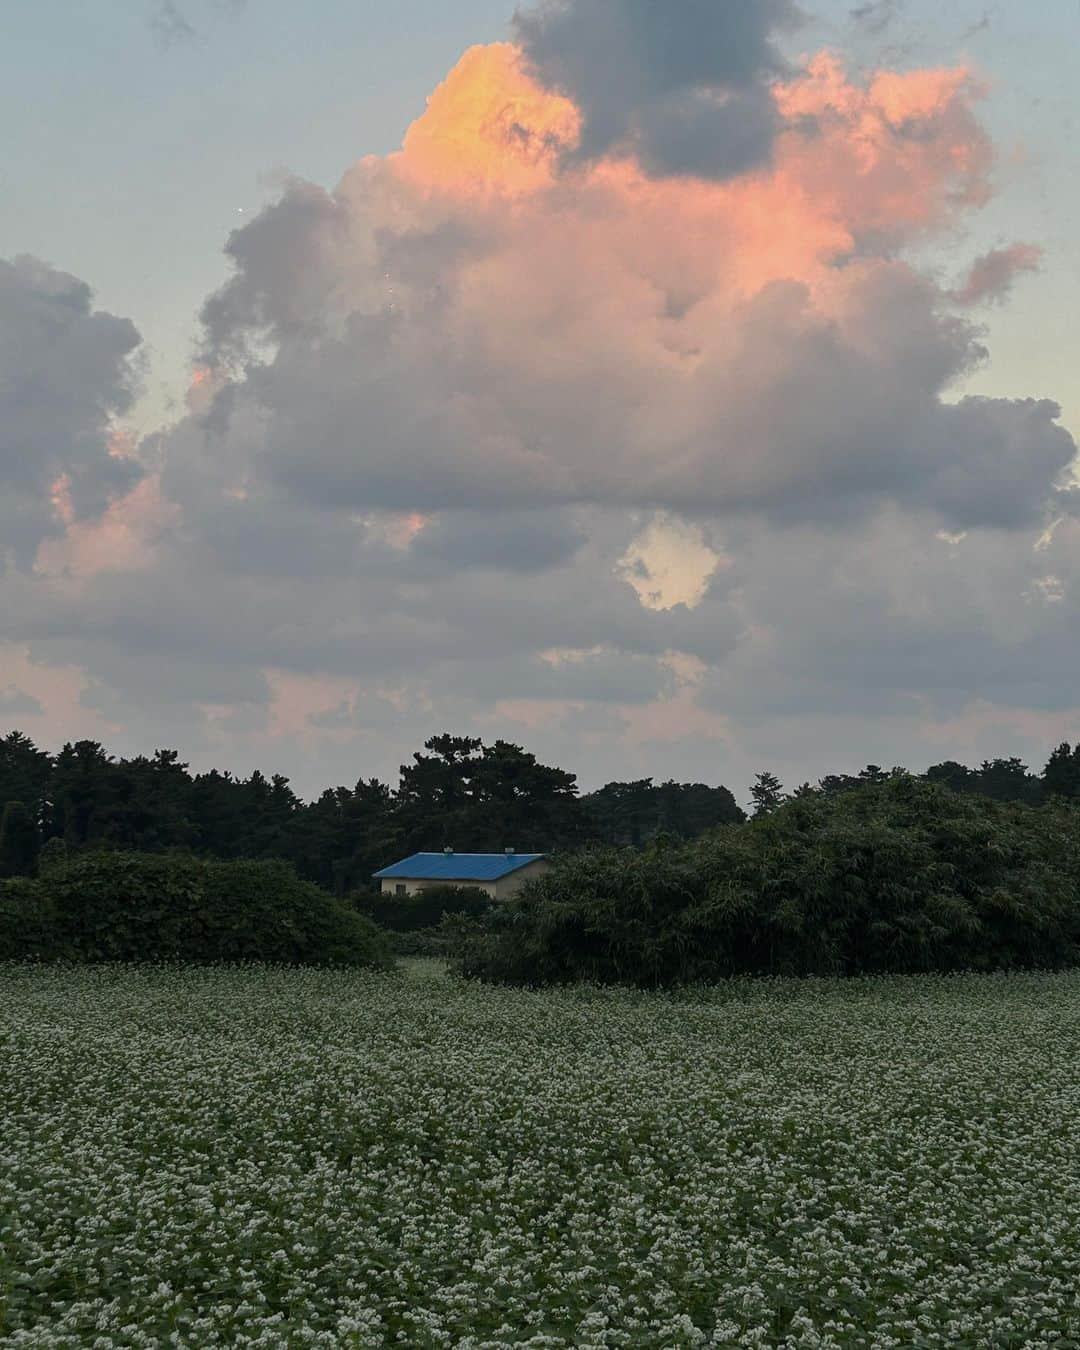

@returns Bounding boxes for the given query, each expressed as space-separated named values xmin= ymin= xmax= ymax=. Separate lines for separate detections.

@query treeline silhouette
xmin=4 ymin=729 xmax=1080 ymax=887
xmin=0 ymin=730 xmax=744 ymax=885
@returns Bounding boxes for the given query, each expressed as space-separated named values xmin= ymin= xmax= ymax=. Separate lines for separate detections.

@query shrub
xmin=355 ymin=883 xmax=493 ymax=932
xmin=37 ymin=836 xmax=68 ymax=875
xmin=0 ymin=878 xmax=53 ymax=961
xmin=454 ymin=778 xmax=1080 ymax=987
xmin=40 ymin=851 xmax=393 ymax=968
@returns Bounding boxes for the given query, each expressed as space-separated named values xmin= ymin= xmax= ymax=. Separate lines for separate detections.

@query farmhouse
xmin=373 ymin=849 xmax=550 ymax=901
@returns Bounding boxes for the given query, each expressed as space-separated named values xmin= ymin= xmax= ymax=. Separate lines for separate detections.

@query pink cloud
xmin=954 ymin=242 xmax=1044 ymax=306
xmin=34 ymin=476 xmax=180 ymax=583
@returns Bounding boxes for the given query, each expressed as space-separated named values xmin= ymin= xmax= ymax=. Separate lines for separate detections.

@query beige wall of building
xmin=380 ymin=857 xmax=551 ymax=902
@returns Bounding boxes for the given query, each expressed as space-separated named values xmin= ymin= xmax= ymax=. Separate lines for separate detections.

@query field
xmin=4 ymin=964 xmax=1080 ymax=1347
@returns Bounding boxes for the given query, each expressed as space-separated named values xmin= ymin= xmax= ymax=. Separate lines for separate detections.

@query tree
xmin=654 ymin=780 xmax=745 ymax=835
xmin=453 ymin=779 xmax=1080 ymax=988
xmin=395 ymin=735 xmax=483 ymax=850
xmin=750 ymin=771 xmax=784 ymax=817
xmin=0 ymin=732 xmax=52 ymax=828
xmin=286 ymin=778 xmax=399 ymax=893
xmin=50 ymin=740 xmax=118 ymax=846
xmin=395 ymin=734 xmax=584 ymax=854
xmin=925 ymin=760 xmax=976 ymax=795
xmin=466 ymin=740 xmax=584 ymax=850
xmin=1043 ymin=742 xmax=1080 ymax=800
xmin=974 ymin=757 xmax=1042 ymax=806
xmin=583 ymin=779 xmax=657 ymax=847
xmin=584 ymin=778 xmax=744 ymax=846
xmin=0 ymin=801 xmax=39 ymax=877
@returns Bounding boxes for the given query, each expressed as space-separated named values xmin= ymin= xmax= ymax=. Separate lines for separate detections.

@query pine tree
xmin=750 ymin=771 xmax=784 ymax=818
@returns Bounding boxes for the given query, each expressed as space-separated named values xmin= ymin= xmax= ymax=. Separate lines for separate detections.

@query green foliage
xmin=925 ymin=756 xmax=1043 ymax=806
xmin=582 ymin=777 xmax=744 ymax=845
xmin=0 ymin=878 xmax=52 ymax=960
xmin=395 ymin=735 xmax=584 ymax=853
xmin=37 ymin=835 xmax=68 ymax=874
xmin=1043 ymin=741 xmax=1080 ymax=800
xmin=0 ymin=732 xmax=51 ymax=827
xmin=41 ymin=852 xmax=393 ymax=968
xmin=0 ymin=800 xmax=39 ymax=877
xmin=749 ymin=771 xmax=784 ymax=817
xmin=455 ymin=777 xmax=1080 ymax=987
xmin=355 ymin=883 xmax=492 ymax=932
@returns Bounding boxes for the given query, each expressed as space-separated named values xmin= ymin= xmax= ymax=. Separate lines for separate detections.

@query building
xmin=373 ymin=849 xmax=550 ymax=901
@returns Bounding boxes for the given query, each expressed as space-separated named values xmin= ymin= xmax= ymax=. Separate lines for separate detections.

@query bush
xmin=0 ymin=878 xmax=53 ymax=960
xmin=354 ymin=884 xmax=493 ymax=933
xmin=386 ymin=928 xmax=457 ymax=957
xmin=36 ymin=851 xmax=393 ymax=968
xmin=454 ymin=778 xmax=1080 ymax=987
xmin=37 ymin=836 xmax=68 ymax=875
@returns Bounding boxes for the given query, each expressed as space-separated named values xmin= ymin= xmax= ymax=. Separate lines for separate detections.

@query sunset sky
xmin=3 ymin=0 xmax=1079 ymax=802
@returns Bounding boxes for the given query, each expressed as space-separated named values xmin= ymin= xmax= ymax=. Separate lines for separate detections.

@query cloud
xmin=851 ymin=1 xmax=900 ymax=36
xmin=149 ymin=0 xmax=197 ymax=47
xmin=3 ymin=21 xmax=1079 ymax=797
xmin=0 ymin=688 xmax=43 ymax=718
xmin=148 ymin=0 xmax=246 ymax=49
xmin=616 ymin=514 xmax=724 ymax=610
xmin=412 ymin=509 xmax=586 ymax=573
xmin=512 ymin=0 xmax=801 ymax=178
xmin=0 ymin=256 xmax=143 ymax=570
xmin=953 ymin=242 xmax=1043 ymax=306
xmin=184 ymin=45 xmax=1071 ymax=537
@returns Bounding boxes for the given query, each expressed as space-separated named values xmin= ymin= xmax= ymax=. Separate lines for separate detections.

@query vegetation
xmin=0 ymin=851 xmax=391 ymax=969
xmin=3 ymin=726 xmax=1076 ymax=890
xmin=455 ymin=777 xmax=1080 ymax=987
xmin=5 ymin=961 xmax=1080 ymax=1345
xmin=0 ymin=799 xmax=38 ymax=877
xmin=0 ymin=878 xmax=51 ymax=962
xmin=6 ymin=724 xmax=1080 ymax=980
xmin=356 ymin=883 xmax=493 ymax=932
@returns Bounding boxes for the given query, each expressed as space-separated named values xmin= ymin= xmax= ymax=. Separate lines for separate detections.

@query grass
xmin=3 ymin=962 xmax=1080 ymax=1346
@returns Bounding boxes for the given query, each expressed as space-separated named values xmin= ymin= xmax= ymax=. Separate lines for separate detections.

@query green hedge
xmin=0 ymin=879 xmax=53 ymax=961
xmin=2 ymin=851 xmax=393 ymax=969
xmin=354 ymin=884 xmax=493 ymax=932
xmin=454 ymin=778 xmax=1080 ymax=986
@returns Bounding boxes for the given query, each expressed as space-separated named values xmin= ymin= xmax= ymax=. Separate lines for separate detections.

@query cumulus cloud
xmin=3 ymin=14 xmax=1079 ymax=796
xmin=513 ymin=0 xmax=800 ymax=177
xmin=177 ymin=43 xmax=1074 ymax=538
xmin=0 ymin=256 xmax=143 ymax=569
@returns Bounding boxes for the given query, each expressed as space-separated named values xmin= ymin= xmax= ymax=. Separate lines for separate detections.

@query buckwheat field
xmin=4 ymin=962 xmax=1080 ymax=1348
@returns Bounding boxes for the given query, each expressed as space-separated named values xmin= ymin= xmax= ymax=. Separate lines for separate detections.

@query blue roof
xmin=373 ymin=852 xmax=546 ymax=882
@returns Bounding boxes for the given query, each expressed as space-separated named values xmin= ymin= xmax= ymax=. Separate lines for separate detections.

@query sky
xmin=2 ymin=0 xmax=1079 ymax=804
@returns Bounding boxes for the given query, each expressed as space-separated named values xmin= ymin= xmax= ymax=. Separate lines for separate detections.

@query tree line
xmin=3 ymin=725 xmax=1080 ymax=887
xmin=0 ymin=731 xmax=743 ymax=885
